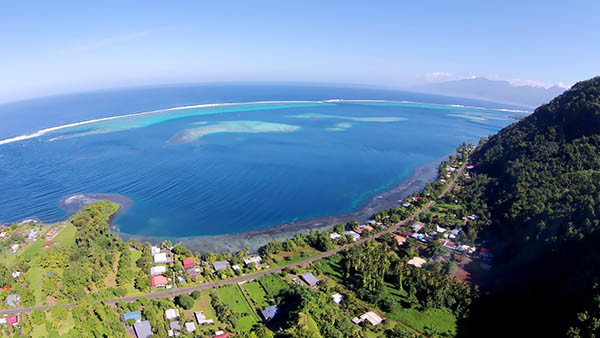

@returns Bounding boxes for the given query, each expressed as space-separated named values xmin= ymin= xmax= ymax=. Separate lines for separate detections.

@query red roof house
xmin=44 ymin=242 xmax=54 ymax=247
xmin=394 ymin=235 xmax=407 ymax=245
xmin=213 ymin=333 xmax=231 ymax=338
xmin=5 ymin=315 xmax=18 ymax=326
xmin=362 ymin=225 xmax=374 ymax=232
xmin=2 ymin=286 xmax=11 ymax=291
xmin=151 ymin=275 xmax=168 ymax=287
xmin=183 ymin=258 xmax=194 ymax=268
xmin=16 ymin=230 xmax=25 ymax=235
xmin=353 ymin=228 xmax=363 ymax=235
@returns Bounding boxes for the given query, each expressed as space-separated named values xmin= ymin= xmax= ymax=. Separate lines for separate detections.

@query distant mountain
xmin=417 ymin=77 xmax=567 ymax=107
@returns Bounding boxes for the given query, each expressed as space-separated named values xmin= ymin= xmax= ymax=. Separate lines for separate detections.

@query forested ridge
xmin=457 ymin=76 xmax=600 ymax=337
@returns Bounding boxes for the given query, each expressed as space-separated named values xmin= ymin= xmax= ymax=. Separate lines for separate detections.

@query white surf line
xmin=328 ymin=99 xmax=532 ymax=113
xmin=0 ymin=98 xmax=529 ymax=146
xmin=0 ymin=100 xmax=322 ymax=146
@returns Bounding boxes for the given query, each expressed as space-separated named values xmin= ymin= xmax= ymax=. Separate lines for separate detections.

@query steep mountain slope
xmin=459 ymin=76 xmax=600 ymax=337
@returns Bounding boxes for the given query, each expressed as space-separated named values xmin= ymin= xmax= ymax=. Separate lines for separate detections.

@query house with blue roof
xmin=123 ymin=310 xmax=142 ymax=323
xmin=261 ymin=305 xmax=280 ymax=322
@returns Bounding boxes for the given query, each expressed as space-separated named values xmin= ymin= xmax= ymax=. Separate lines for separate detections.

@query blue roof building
xmin=133 ymin=320 xmax=153 ymax=338
xmin=123 ymin=311 xmax=142 ymax=323
xmin=261 ymin=305 xmax=280 ymax=321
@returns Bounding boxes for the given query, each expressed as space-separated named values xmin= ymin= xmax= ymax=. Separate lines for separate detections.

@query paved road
xmin=0 ymin=162 xmax=466 ymax=319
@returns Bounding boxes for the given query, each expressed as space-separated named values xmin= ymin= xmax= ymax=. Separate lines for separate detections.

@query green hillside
xmin=458 ymin=76 xmax=600 ymax=337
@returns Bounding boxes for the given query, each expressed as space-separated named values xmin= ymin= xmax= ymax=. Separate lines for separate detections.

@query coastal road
xmin=0 ymin=162 xmax=466 ymax=320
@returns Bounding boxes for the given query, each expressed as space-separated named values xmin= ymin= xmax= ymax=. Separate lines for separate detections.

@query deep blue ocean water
xmin=0 ymin=84 xmax=526 ymax=237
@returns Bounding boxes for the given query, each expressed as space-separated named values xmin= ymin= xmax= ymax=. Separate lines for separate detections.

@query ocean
xmin=0 ymin=84 xmax=525 ymax=242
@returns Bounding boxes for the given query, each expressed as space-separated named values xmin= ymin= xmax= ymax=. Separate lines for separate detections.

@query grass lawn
xmin=124 ymin=249 xmax=143 ymax=295
xmin=52 ymin=223 xmax=76 ymax=247
xmin=314 ymin=253 xmax=344 ymax=282
xmin=218 ymin=284 xmax=260 ymax=332
xmin=271 ymin=246 xmax=321 ymax=267
xmin=243 ymin=281 xmax=270 ymax=308
xmin=378 ymin=283 xmax=456 ymax=336
xmin=257 ymin=274 xmax=288 ymax=298
xmin=191 ymin=291 xmax=221 ymax=326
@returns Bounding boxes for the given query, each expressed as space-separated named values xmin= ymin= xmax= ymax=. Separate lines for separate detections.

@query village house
xmin=5 ymin=294 xmax=19 ymax=307
xmin=329 ymin=232 xmax=342 ymax=240
xmin=133 ymin=320 xmax=153 ymax=338
xmin=300 ymin=272 xmax=319 ymax=288
xmin=10 ymin=244 xmax=19 ymax=254
xmin=123 ymin=311 xmax=142 ymax=323
xmin=44 ymin=229 xmax=58 ymax=240
xmin=151 ymin=275 xmax=168 ymax=288
xmin=185 ymin=322 xmax=196 ymax=333
xmin=243 ymin=256 xmax=262 ymax=266
xmin=352 ymin=311 xmax=384 ymax=326
xmin=169 ymin=321 xmax=182 ymax=332
xmin=213 ymin=332 xmax=231 ymax=338
xmin=153 ymin=252 xmax=168 ymax=264
xmin=27 ymin=229 xmax=38 ymax=239
xmin=343 ymin=230 xmax=360 ymax=241
xmin=411 ymin=222 xmax=424 ymax=232
xmin=332 ymin=293 xmax=344 ymax=304
xmin=165 ymin=308 xmax=179 ymax=320
xmin=261 ymin=305 xmax=280 ymax=322
xmin=394 ymin=235 xmax=407 ymax=246
xmin=150 ymin=265 xmax=166 ymax=276
xmin=151 ymin=246 xmax=161 ymax=255
xmin=407 ymin=257 xmax=427 ymax=268
xmin=195 ymin=311 xmax=214 ymax=325
xmin=182 ymin=258 xmax=194 ymax=268
xmin=1 ymin=315 xmax=19 ymax=326
xmin=213 ymin=260 xmax=230 ymax=272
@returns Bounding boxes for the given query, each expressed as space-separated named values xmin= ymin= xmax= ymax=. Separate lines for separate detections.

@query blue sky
xmin=1 ymin=1 xmax=598 ymax=102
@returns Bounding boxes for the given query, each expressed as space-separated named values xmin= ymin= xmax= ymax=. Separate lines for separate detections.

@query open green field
xmin=243 ymin=281 xmax=270 ymax=308
xmin=124 ymin=249 xmax=143 ymax=295
xmin=257 ymin=274 xmax=288 ymax=298
xmin=217 ymin=284 xmax=260 ymax=331
xmin=52 ymin=223 xmax=76 ymax=247
xmin=271 ymin=246 xmax=321 ymax=267
xmin=377 ymin=283 xmax=456 ymax=336
xmin=190 ymin=291 xmax=222 ymax=329
xmin=313 ymin=253 xmax=344 ymax=282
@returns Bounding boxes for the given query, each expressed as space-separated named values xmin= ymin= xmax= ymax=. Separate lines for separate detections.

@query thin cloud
xmin=59 ymin=31 xmax=152 ymax=56
xmin=421 ymin=72 xmax=454 ymax=82
xmin=508 ymin=78 xmax=569 ymax=89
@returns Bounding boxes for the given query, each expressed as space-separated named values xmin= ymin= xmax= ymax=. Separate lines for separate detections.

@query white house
xmin=352 ymin=311 xmax=383 ymax=326
xmin=343 ymin=231 xmax=360 ymax=241
xmin=151 ymin=246 xmax=161 ymax=255
xmin=165 ymin=308 xmax=179 ymax=321
xmin=332 ymin=293 xmax=344 ymax=304
xmin=243 ymin=256 xmax=262 ymax=266
xmin=153 ymin=253 xmax=168 ymax=264
xmin=407 ymin=257 xmax=427 ymax=268
xmin=150 ymin=265 xmax=167 ymax=276
xmin=329 ymin=232 xmax=342 ymax=240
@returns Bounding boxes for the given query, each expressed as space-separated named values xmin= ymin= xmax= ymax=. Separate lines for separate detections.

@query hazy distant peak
xmin=418 ymin=77 xmax=567 ymax=108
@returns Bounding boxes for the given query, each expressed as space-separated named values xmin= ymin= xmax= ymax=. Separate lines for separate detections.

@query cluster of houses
xmin=125 ymin=306 xmax=220 ymax=338
xmin=150 ymin=246 xmax=172 ymax=289
xmin=0 ymin=315 xmax=18 ymax=327
xmin=212 ymin=255 xmax=263 ymax=275
xmin=330 ymin=222 xmax=382 ymax=243
xmin=394 ymin=220 xmax=492 ymax=267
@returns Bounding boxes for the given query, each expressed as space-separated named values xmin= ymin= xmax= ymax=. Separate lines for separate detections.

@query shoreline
xmin=118 ymin=155 xmax=444 ymax=254
xmin=0 ymin=99 xmax=530 ymax=146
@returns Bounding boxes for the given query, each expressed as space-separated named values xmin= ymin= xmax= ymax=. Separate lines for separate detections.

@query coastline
xmin=118 ymin=155 xmax=444 ymax=254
